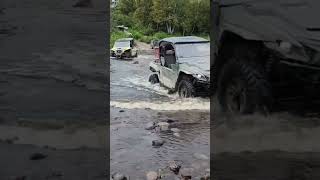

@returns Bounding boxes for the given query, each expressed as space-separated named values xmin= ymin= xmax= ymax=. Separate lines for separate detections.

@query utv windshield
xmin=175 ymin=42 xmax=210 ymax=71
xmin=114 ymin=41 xmax=130 ymax=48
xmin=175 ymin=42 xmax=210 ymax=58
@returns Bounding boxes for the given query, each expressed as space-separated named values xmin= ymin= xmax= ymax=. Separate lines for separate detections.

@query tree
xmin=151 ymin=0 xmax=178 ymax=34
xmin=134 ymin=0 xmax=153 ymax=28
xmin=117 ymin=0 xmax=137 ymax=15
xmin=112 ymin=0 xmax=210 ymax=36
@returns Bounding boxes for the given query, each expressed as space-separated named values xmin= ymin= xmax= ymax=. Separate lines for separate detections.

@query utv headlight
xmin=193 ymin=74 xmax=207 ymax=81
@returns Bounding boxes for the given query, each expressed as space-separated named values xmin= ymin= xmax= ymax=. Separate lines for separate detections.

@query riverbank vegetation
xmin=111 ymin=0 xmax=210 ymax=45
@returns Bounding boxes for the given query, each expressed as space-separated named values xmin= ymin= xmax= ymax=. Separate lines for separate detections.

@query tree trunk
xmin=166 ymin=22 xmax=174 ymax=34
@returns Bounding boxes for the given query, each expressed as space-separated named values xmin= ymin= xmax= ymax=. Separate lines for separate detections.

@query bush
xmin=132 ymin=24 xmax=154 ymax=36
xmin=130 ymin=30 xmax=143 ymax=40
xmin=140 ymin=36 xmax=154 ymax=43
xmin=153 ymin=32 xmax=172 ymax=40
xmin=111 ymin=11 xmax=134 ymax=28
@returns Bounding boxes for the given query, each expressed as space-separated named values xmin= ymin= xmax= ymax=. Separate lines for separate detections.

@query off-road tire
xmin=149 ymin=74 xmax=159 ymax=84
xmin=217 ymin=59 xmax=272 ymax=114
xmin=178 ymin=79 xmax=195 ymax=98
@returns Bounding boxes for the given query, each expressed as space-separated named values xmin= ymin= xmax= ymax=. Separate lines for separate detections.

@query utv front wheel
xmin=149 ymin=74 xmax=159 ymax=84
xmin=217 ymin=59 xmax=272 ymax=114
xmin=178 ymin=79 xmax=195 ymax=98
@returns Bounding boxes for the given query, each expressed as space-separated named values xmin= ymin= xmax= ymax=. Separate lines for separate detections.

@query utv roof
xmin=116 ymin=38 xmax=133 ymax=42
xmin=159 ymin=36 xmax=209 ymax=44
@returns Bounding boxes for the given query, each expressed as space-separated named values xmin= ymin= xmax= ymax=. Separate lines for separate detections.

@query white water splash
xmin=119 ymin=75 xmax=176 ymax=97
xmin=111 ymin=75 xmax=210 ymax=110
xmin=110 ymin=98 xmax=210 ymax=111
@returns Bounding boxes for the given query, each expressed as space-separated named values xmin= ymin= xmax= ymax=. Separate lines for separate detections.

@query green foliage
xmin=134 ymin=0 xmax=154 ymax=27
xmin=139 ymin=35 xmax=153 ymax=43
xmin=112 ymin=0 xmax=209 ymax=35
xmin=111 ymin=10 xmax=134 ymax=28
xmin=153 ymin=32 xmax=172 ymax=40
xmin=116 ymin=0 xmax=137 ymax=15
xmin=111 ymin=0 xmax=209 ymax=44
xmin=130 ymin=29 xmax=143 ymax=40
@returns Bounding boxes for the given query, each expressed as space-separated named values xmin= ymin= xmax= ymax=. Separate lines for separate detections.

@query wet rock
xmin=167 ymin=119 xmax=175 ymax=123
xmin=111 ymin=173 xmax=128 ymax=180
xmin=157 ymin=122 xmax=169 ymax=131
xmin=193 ymin=153 xmax=209 ymax=160
xmin=169 ymin=161 xmax=181 ymax=174
xmin=119 ymin=110 xmax=125 ymax=113
xmin=146 ymin=171 xmax=159 ymax=180
xmin=152 ymin=140 xmax=165 ymax=147
xmin=200 ymin=172 xmax=210 ymax=180
xmin=157 ymin=169 xmax=164 ymax=179
xmin=132 ymin=61 xmax=139 ymax=64
xmin=73 ymin=0 xmax=93 ymax=8
xmin=170 ymin=128 xmax=180 ymax=133
xmin=173 ymin=133 xmax=180 ymax=137
xmin=154 ymin=126 xmax=161 ymax=133
xmin=145 ymin=122 xmax=156 ymax=130
xmin=180 ymin=168 xmax=194 ymax=180
xmin=30 ymin=153 xmax=47 ymax=160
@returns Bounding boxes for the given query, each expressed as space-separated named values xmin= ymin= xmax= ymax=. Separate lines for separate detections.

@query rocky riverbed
xmin=110 ymin=49 xmax=210 ymax=179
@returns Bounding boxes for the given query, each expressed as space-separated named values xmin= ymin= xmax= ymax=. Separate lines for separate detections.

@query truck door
xmin=159 ymin=48 xmax=178 ymax=89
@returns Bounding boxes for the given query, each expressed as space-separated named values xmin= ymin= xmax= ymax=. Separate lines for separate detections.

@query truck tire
xmin=178 ymin=79 xmax=195 ymax=98
xmin=217 ymin=59 xmax=272 ymax=114
xmin=149 ymin=74 xmax=159 ymax=84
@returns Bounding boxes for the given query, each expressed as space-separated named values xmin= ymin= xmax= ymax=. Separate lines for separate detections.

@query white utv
xmin=148 ymin=36 xmax=210 ymax=98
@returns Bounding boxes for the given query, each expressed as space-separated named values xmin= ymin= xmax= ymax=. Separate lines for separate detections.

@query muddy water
xmin=0 ymin=0 xmax=108 ymax=179
xmin=212 ymin=98 xmax=320 ymax=180
xmin=212 ymin=97 xmax=320 ymax=153
xmin=110 ymin=54 xmax=210 ymax=178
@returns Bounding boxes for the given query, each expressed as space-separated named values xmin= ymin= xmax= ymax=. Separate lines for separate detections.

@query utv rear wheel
xmin=178 ymin=79 xmax=195 ymax=98
xmin=149 ymin=74 xmax=159 ymax=84
xmin=217 ymin=59 xmax=272 ymax=114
